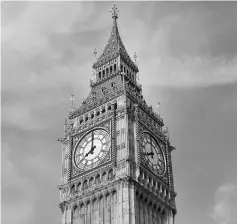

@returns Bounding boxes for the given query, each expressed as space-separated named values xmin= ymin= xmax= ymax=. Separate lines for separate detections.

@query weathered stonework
xmin=58 ymin=5 xmax=176 ymax=224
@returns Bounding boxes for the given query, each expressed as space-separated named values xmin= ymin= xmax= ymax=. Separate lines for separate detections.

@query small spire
xmin=64 ymin=118 xmax=67 ymax=133
xmin=93 ymin=48 xmax=97 ymax=59
xmin=156 ymin=102 xmax=161 ymax=115
xmin=134 ymin=52 xmax=137 ymax=63
xmin=70 ymin=94 xmax=75 ymax=111
xmin=110 ymin=4 xmax=119 ymax=20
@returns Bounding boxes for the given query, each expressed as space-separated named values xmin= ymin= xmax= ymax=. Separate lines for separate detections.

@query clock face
xmin=141 ymin=132 xmax=166 ymax=175
xmin=74 ymin=129 xmax=110 ymax=171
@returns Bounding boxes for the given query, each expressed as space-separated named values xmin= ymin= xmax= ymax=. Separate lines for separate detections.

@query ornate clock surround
xmin=136 ymin=111 xmax=169 ymax=184
xmin=69 ymin=118 xmax=116 ymax=180
xmin=141 ymin=131 xmax=167 ymax=176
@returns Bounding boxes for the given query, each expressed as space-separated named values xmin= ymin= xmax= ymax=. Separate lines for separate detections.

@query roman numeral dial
xmin=141 ymin=132 xmax=166 ymax=175
xmin=74 ymin=129 xmax=110 ymax=171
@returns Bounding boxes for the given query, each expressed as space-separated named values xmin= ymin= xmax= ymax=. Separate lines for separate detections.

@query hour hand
xmin=146 ymin=151 xmax=154 ymax=157
xmin=85 ymin=151 xmax=90 ymax=157
xmin=90 ymin=145 xmax=96 ymax=154
xmin=85 ymin=146 xmax=96 ymax=157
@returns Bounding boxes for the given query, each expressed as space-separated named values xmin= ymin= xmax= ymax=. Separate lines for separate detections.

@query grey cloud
xmin=2 ymin=2 xmax=237 ymax=224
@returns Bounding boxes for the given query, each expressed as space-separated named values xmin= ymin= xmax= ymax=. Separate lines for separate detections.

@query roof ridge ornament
xmin=110 ymin=4 xmax=119 ymax=20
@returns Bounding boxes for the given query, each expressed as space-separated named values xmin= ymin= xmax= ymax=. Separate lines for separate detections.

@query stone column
xmin=69 ymin=206 xmax=72 ymax=224
xmin=157 ymin=213 xmax=161 ymax=224
xmin=148 ymin=204 xmax=152 ymax=224
xmin=129 ymin=183 xmax=136 ymax=224
xmin=111 ymin=193 xmax=115 ymax=224
xmin=94 ymin=200 xmax=99 ymax=224
xmin=104 ymin=194 xmax=110 ymax=224
xmin=79 ymin=205 xmax=84 ymax=224
xmin=135 ymin=194 xmax=140 ymax=224
xmin=123 ymin=181 xmax=130 ymax=224
xmin=99 ymin=197 xmax=104 ymax=224
xmin=117 ymin=183 xmax=123 ymax=224
xmin=143 ymin=201 xmax=147 ymax=224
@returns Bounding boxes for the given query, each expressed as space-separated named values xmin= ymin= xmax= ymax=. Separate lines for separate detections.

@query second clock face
xmin=74 ymin=129 xmax=110 ymax=171
xmin=141 ymin=132 xmax=166 ymax=175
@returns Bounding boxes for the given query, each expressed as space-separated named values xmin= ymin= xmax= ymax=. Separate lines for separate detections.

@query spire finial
xmin=134 ymin=52 xmax=137 ymax=63
xmin=110 ymin=4 xmax=119 ymax=20
xmin=94 ymin=48 xmax=97 ymax=59
xmin=70 ymin=94 xmax=75 ymax=111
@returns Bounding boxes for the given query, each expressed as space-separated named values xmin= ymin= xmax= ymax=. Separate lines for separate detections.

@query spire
xmin=93 ymin=4 xmax=138 ymax=72
xmin=110 ymin=4 xmax=119 ymax=20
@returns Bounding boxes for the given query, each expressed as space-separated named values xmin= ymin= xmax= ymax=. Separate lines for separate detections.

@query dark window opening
xmin=83 ymin=180 xmax=88 ymax=190
xmin=89 ymin=178 xmax=93 ymax=187
xmin=77 ymin=182 xmax=81 ymax=191
xmin=102 ymin=172 xmax=107 ymax=181
xmin=108 ymin=169 xmax=113 ymax=180
xmin=95 ymin=175 xmax=100 ymax=184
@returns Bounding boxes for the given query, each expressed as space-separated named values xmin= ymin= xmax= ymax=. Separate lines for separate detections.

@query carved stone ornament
xmin=138 ymin=122 xmax=169 ymax=183
xmin=70 ymin=119 xmax=113 ymax=179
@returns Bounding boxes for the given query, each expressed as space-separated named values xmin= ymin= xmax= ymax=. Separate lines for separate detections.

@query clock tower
xmin=58 ymin=5 xmax=177 ymax=224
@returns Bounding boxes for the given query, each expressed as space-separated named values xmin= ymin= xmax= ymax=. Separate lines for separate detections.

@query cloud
xmin=1 ymin=2 xmax=96 ymax=130
xmin=211 ymin=181 xmax=237 ymax=224
xmin=136 ymin=10 xmax=237 ymax=88
xmin=116 ymin=3 xmax=237 ymax=88
xmin=1 ymin=143 xmax=36 ymax=224
xmin=2 ymin=2 xmax=94 ymax=56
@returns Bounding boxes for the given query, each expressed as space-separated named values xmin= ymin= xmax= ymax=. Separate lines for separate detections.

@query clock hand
xmin=85 ymin=151 xmax=89 ymax=157
xmin=92 ymin=131 xmax=94 ymax=148
xmin=88 ymin=131 xmax=96 ymax=155
xmin=85 ymin=145 xmax=97 ymax=157
xmin=90 ymin=145 xmax=96 ymax=154
xmin=150 ymin=136 xmax=154 ymax=159
xmin=146 ymin=151 xmax=154 ymax=157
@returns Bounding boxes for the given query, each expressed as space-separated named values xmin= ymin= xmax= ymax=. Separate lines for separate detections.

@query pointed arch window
xmin=95 ymin=174 xmax=100 ymax=184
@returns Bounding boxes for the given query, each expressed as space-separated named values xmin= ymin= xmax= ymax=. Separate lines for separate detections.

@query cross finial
xmin=110 ymin=4 xmax=119 ymax=20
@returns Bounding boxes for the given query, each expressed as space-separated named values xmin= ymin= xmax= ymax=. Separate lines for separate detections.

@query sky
xmin=1 ymin=1 xmax=237 ymax=224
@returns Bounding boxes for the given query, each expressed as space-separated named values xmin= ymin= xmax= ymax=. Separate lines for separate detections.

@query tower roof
xmin=93 ymin=5 xmax=138 ymax=72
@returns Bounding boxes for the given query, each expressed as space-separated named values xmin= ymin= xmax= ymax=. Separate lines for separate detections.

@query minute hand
xmin=91 ymin=131 xmax=94 ymax=148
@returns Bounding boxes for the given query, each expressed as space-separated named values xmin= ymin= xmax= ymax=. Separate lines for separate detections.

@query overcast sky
xmin=2 ymin=1 xmax=237 ymax=224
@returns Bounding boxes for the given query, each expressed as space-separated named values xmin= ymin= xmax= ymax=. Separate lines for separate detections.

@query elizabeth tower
xmin=58 ymin=5 xmax=177 ymax=224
